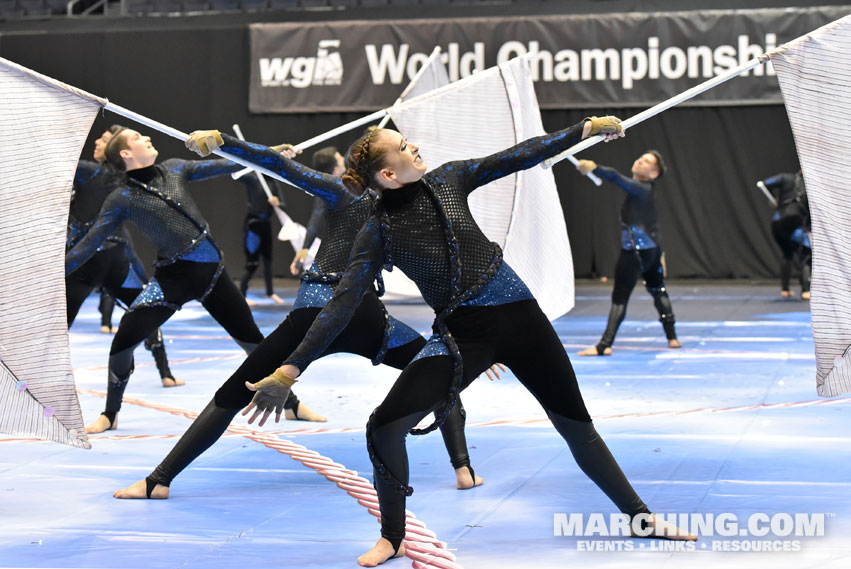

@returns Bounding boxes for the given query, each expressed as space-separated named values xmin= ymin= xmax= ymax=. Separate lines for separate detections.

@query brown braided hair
xmin=341 ymin=128 xmax=389 ymax=197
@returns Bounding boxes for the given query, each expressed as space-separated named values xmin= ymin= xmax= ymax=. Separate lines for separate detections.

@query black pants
xmin=597 ymin=247 xmax=677 ymax=351
xmin=239 ymin=216 xmax=274 ymax=297
xmin=66 ymin=245 xmax=173 ymax=380
xmin=147 ymin=292 xmax=472 ymax=488
xmin=104 ymin=261 xmax=264 ymax=414
xmin=369 ymin=300 xmax=648 ymax=548
xmin=772 ymin=215 xmax=810 ymax=292
xmin=66 ymin=245 xmax=139 ymax=325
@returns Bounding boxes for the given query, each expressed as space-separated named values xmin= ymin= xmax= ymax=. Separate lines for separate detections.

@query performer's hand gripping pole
xmin=542 ymin=55 xmax=770 ymax=170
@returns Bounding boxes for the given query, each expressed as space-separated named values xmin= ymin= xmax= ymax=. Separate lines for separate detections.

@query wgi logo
xmin=259 ymin=39 xmax=343 ymax=88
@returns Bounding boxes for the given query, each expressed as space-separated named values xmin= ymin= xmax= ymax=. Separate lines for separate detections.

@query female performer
xmin=185 ymin=118 xmax=694 ymax=567
xmin=113 ymin=134 xmax=484 ymax=502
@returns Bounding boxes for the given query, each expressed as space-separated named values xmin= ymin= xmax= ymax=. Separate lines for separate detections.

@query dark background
xmin=1 ymin=0 xmax=842 ymax=281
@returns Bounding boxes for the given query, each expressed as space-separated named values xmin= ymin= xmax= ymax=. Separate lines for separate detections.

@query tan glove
xmin=290 ymin=248 xmax=309 ymax=275
xmin=185 ymin=130 xmax=224 ymax=157
xmin=242 ymin=368 xmax=298 ymax=426
xmin=271 ymin=143 xmax=299 ymax=158
xmin=576 ymin=159 xmax=597 ymax=175
xmin=584 ymin=116 xmax=623 ymax=136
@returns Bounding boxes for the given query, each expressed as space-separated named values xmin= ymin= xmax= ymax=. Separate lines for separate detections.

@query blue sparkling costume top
xmin=67 ymin=160 xmax=132 ymax=251
xmin=65 ymin=158 xmax=242 ymax=275
xmin=215 ymin=124 xmax=586 ymax=371
xmin=593 ymin=165 xmax=660 ymax=251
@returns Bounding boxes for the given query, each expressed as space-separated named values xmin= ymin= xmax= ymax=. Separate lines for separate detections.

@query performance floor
xmin=2 ymin=280 xmax=849 ymax=569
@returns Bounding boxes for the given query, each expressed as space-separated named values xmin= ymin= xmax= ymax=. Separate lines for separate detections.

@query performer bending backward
xmin=113 ymin=134 xmax=485 ymax=503
xmin=186 ymin=118 xmax=694 ymax=567
xmin=289 ymin=146 xmax=343 ymax=275
xmin=236 ymin=172 xmax=286 ymax=304
xmin=761 ymin=170 xmax=811 ymax=299
xmin=68 ymin=126 xmax=179 ymax=391
xmin=576 ymin=152 xmax=682 ymax=356
xmin=65 ymin=128 xmax=322 ymax=434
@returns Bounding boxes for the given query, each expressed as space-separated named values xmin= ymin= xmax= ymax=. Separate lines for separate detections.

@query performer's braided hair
xmin=341 ymin=127 xmax=388 ymax=196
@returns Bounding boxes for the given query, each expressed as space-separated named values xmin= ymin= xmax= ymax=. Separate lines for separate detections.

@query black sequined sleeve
xmin=593 ymin=165 xmax=653 ymax=197
xmin=172 ymin=157 xmax=243 ymax=182
xmin=219 ymin=134 xmax=349 ymax=209
xmin=440 ymin=122 xmax=586 ymax=194
xmin=282 ymin=216 xmax=386 ymax=372
xmin=302 ymin=197 xmax=328 ymax=250
xmin=65 ymin=190 xmax=130 ymax=275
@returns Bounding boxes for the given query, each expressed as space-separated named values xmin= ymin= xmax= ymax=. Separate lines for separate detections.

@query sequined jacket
xmin=593 ymin=165 xmax=661 ymax=250
xmin=65 ymin=158 xmax=241 ymax=275
xmin=219 ymin=124 xmax=586 ymax=371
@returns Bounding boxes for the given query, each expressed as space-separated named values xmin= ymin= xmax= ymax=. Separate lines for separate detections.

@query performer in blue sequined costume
xmin=761 ymin=170 xmax=811 ymax=299
xmin=576 ymin=152 xmax=681 ymax=357
xmin=113 ymin=136 xmax=481 ymax=502
xmin=288 ymin=147 xmax=339 ymax=276
xmin=187 ymin=118 xmax=694 ymax=565
xmin=66 ymin=128 xmax=313 ymax=434
xmin=236 ymin=173 xmax=285 ymax=303
xmin=67 ymin=126 xmax=178 ymax=387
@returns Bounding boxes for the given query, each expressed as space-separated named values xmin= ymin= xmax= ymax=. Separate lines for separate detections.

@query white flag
xmin=388 ymin=57 xmax=575 ymax=320
xmin=770 ymin=14 xmax=851 ymax=396
xmin=0 ymin=57 xmax=105 ymax=447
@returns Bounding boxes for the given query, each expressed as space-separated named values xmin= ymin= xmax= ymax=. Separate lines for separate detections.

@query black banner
xmin=249 ymin=6 xmax=850 ymax=113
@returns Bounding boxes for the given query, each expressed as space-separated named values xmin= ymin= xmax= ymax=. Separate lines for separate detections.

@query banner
xmin=770 ymin=14 xmax=851 ymax=397
xmin=250 ymin=6 xmax=851 ymax=113
xmin=387 ymin=57 xmax=575 ymax=319
xmin=0 ymin=56 xmax=104 ymax=448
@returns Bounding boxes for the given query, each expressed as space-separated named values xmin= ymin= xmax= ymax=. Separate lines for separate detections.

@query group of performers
xmin=64 ymin=106 xmax=809 ymax=564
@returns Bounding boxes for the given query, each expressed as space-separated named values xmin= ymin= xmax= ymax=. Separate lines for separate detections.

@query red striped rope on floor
xmin=69 ymin=389 xmax=460 ymax=569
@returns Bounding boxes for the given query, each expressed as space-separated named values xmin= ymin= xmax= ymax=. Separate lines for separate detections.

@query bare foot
xmin=285 ymin=402 xmax=327 ymax=422
xmin=780 ymin=290 xmax=793 ymax=297
xmin=801 ymin=291 xmax=811 ymax=300
xmin=161 ymin=377 xmax=186 ymax=388
xmin=358 ymin=538 xmax=405 ymax=567
xmin=113 ymin=478 xmax=169 ymax=500
xmin=100 ymin=325 xmax=117 ymax=334
xmin=632 ymin=514 xmax=697 ymax=541
xmin=85 ymin=414 xmax=117 ymax=434
xmin=269 ymin=293 xmax=285 ymax=304
xmin=668 ymin=339 xmax=682 ymax=349
xmin=245 ymin=297 xmax=257 ymax=307
xmin=456 ymin=466 xmax=484 ymax=490
xmin=578 ymin=346 xmax=611 ymax=356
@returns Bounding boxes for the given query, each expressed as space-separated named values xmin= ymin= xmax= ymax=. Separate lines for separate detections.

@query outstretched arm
xmin=590 ymin=165 xmax=653 ymax=198
xmin=242 ymin=218 xmax=386 ymax=425
xmin=283 ymin=217 xmax=385 ymax=372
xmin=448 ymin=117 xmax=621 ymax=194
xmin=185 ymin=130 xmax=350 ymax=209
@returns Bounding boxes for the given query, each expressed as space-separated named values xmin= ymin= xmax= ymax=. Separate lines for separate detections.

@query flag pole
xmin=101 ymin=100 xmax=319 ymax=191
xmin=230 ymin=108 xmax=387 ymax=180
xmin=542 ymin=55 xmax=770 ymax=169
xmin=376 ymin=46 xmax=443 ymax=129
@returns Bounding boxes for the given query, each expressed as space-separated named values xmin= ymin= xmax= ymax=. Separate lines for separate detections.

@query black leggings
xmin=147 ymin=292 xmax=472 ymax=487
xmin=598 ymin=247 xmax=676 ymax=350
xmin=104 ymin=261 xmax=264 ymax=414
xmin=239 ymin=216 xmax=274 ymax=297
xmin=772 ymin=215 xmax=810 ymax=292
xmin=369 ymin=300 xmax=649 ymax=549
xmin=66 ymin=245 xmax=139 ymax=325
xmin=66 ymin=245 xmax=173 ymax=380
